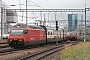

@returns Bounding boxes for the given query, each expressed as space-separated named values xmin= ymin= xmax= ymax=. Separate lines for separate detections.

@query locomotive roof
xmin=12 ymin=23 xmax=43 ymax=30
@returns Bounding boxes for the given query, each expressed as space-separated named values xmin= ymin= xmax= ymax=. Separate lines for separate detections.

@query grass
xmin=60 ymin=42 xmax=90 ymax=60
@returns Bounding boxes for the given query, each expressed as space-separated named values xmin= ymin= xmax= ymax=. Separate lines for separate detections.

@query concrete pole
xmin=81 ymin=15 xmax=83 ymax=35
xmin=19 ymin=0 xmax=21 ymax=11
xmin=56 ymin=29 xmax=58 ymax=45
xmin=44 ymin=14 xmax=46 ymax=26
xmin=48 ymin=13 xmax=49 ymax=22
xmin=55 ymin=14 xmax=56 ymax=21
xmin=22 ymin=13 xmax=24 ymax=21
xmin=63 ymin=29 xmax=64 ymax=40
xmin=55 ymin=14 xmax=58 ymax=45
xmin=84 ymin=8 xmax=86 ymax=42
xmin=40 ymin=12 xmax=42 ymax=25
xmin=1 ymin=7 xmax=3 ymax=40
xmin=26 ymin=0 xmax=27 ymax=26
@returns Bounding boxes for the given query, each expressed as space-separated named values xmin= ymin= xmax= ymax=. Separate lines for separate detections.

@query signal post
xmin=56 ymin=21 xmax=58 ymax=45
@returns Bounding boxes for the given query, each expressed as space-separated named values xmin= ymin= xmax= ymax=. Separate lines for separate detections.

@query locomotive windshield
xmin=10 ymin=30 xmax=23 ymax=35
xmin=10 ymin=30 xmax=28 ymax=35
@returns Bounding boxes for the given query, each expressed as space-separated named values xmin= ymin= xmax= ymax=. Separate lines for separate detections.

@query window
xmin=10 ymin=30 xmax=28 ymax=35
xmin=48 ymin=32 xmax=50 ymax=35
xmin=51 ymin=32 xmax=52 ymax=35
xmin=10 ymin=30 xmax=23 ymax=35
xmin=23 ymin=30 xmax=28 ymax=34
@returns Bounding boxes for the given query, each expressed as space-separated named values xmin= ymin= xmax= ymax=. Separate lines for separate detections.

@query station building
xmin=0 ymin=0 xmax=17 ymax=37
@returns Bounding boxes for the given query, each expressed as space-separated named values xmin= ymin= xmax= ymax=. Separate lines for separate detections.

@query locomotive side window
xmin=48 ymin=32 xmax=50 ymax=35
xmin=23 ymin=30 xmax=28 ymax=34
xmin=51 ymin=32 xmax=52 ymax=35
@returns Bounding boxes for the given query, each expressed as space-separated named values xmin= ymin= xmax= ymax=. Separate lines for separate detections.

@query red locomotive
xmin=8 ymin=23 xmax=68 ymax=48
xmin=67 ymin=31 xmax=77 ymax=40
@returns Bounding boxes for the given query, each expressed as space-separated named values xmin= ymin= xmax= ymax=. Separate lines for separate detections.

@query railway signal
xmin=56 ymin=21 xmax=58 ymax=31
xmin=56 ymin=20 xmax=59 ymax=45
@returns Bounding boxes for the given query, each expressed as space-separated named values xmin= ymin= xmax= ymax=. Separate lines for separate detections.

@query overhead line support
xmin=3 ymin=8 xmax=90 ymax=12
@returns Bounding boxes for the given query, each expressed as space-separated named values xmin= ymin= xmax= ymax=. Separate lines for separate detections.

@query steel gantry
xmin=2 ymin=8 xmax=90 ymax=12
xmin=1 ymin=8 xmax=90 ymax=42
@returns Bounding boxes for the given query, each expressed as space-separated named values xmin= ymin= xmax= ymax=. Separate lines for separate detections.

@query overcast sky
xmin=3 ymin=0 xmax=90 ymax=8
xmin=2 ymin=0 xmax=90 ymax=26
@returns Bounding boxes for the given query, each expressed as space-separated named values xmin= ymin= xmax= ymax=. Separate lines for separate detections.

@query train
xmin=8 ymin=23 xmax=77 ymax=48
xmin=67 ymin=31 xmax=77 ymax=40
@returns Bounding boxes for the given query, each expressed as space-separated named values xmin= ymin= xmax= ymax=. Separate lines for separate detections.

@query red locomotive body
xmin=8 ymin=24 xmax=46 ymax=47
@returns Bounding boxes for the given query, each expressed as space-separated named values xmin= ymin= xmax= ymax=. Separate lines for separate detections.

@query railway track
xmin=0 ymin=41 xmax=8 ymax=44
xmin=0 ymin=45 xmax=9 ymax=48
xmin=0 ymin=41 xmax=59 ymax=56
xmin=18 ymin=45 xmax=63 ymax=60
xmin=0 ymin=47 xmax=19 ymax=56
xmin=0 ymin=42 xmax=55 ymax=56
xmin=18 ymin=41 xmax=77 ymax=60
xmin=0 ymin=42 xmax=7 ymax=44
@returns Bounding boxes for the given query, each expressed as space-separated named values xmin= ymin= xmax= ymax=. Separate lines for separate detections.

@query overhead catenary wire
xmin=29 ymin=0 xmax=44 ymax=9
xmin=28 ymin=0 xmax=44 ymax=20
xmin=45 ymin=0 xmax=66 ymax=20
xmin=22 ymin=0 xmax=68 ymax=20
xmin=45 ymin=0 xmax=57 ymax=9
xmin=21 ymin=0 xmax=68 ymax=24
xmin=19 ymin=0 xmax=45 ymax=25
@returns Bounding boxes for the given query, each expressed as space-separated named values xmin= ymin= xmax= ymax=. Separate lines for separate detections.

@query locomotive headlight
xmin=19 ymin=40 xmax=23 ymax=41
xmin=10 ymin=40 xmax=12 ymax=41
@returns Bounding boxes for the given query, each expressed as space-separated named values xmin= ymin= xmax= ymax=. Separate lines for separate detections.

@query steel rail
xmin=18 ymin=41 xmax=77 ymax=60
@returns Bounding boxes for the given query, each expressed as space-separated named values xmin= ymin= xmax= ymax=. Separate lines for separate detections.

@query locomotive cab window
xmin=23 ymin=30 xmax=28 ymax=34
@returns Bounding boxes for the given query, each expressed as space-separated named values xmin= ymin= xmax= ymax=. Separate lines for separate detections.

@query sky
xmin=2 ymin=0 xmax=90 ymax=27
xmin=3 ymin=0 xmax=90 ymax=9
